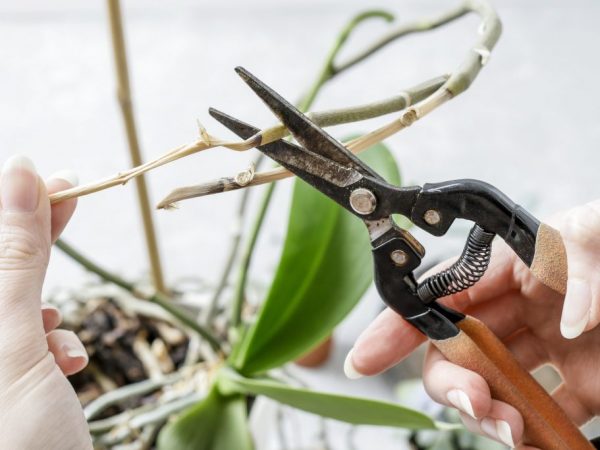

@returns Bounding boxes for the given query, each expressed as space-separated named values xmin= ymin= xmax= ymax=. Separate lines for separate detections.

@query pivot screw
xmin=390 ymin=250 xmax=408 ymax=266
xmin=349 ymin=188 xmax=377 ymax=215
xmin=423 ymin=209 xmax=441 ymax=226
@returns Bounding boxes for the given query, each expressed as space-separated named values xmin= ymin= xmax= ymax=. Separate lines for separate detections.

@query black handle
xmin=410 ymin=179 xmax=539 ymax=266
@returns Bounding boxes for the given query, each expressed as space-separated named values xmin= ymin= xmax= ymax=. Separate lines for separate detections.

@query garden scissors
xmin=209 ymin=66 xmax=594 ymax=450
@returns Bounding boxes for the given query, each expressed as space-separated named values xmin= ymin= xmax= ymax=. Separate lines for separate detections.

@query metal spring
xmin=417 ymin=224 xmax=495 ymax=303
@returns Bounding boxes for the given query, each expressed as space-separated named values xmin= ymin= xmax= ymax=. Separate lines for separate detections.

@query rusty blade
xmin=234 ymin=66 xmax=384 ymax=182
xmin=208 ymin=107 xmax=363 ymax=189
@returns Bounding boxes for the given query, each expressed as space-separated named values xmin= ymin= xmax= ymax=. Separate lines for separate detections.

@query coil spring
xmin=417 ymin=224 xmax=495 ymax=303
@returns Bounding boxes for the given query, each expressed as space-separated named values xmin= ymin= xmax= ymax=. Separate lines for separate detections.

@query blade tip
xmin=207 ymin=107 xmax=259 ymax=138
xmin=208 ymin=107 xmax=225 ymax=120
xmin=234 ymin=66 xmax=250 ymax=80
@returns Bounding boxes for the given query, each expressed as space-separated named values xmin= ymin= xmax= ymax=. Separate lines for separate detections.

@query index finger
xmin=345 ymin=307 xmax=426 ymax=377
xmin=345 ymin=241 xmax=521 ymax=378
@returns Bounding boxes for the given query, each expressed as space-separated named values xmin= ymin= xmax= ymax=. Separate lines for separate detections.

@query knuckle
xmin=565 ymin=205 xmax=598 ymax=238
xmin=465 ymin=372 xmax=489 ymax=394
xmin=0 ymin=223 xmax=47 ymax=269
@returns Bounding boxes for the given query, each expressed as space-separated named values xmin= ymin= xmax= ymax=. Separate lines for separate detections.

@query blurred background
xmin=0 ymin=0 xmax=599 ymax=448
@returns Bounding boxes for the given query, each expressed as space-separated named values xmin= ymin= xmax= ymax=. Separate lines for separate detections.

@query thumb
xmin=0 ymin=155 xmax=51 ymax=375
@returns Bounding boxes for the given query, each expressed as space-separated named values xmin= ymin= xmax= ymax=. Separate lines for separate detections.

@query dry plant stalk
xmin=49 ymin=0 xmax=500 ymax=212
xmin=156 ymin=75 xmax=447 ymax=208
xmin=158 ymin=0 xmax=500 ymax=208
xmin=107 ymin=0 xmax=166 ymax=293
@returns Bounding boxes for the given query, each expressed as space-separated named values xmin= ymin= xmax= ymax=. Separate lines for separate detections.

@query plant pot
xmin=294 ymin=335 xmax=333 ymax=368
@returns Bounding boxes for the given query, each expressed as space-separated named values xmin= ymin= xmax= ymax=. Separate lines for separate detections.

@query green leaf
xmin=232 ymin=141 xmax=401 ymax=375
xmin=218 ymin=369 xmax=436 ymax=430
xmin=157 ymin=384 xmax=253 ymax=450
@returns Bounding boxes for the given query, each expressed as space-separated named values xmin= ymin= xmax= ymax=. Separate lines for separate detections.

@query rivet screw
xmin=349 ymin=188 xmax=377 ymax=215
xmin=423 ymin=209 xmax=441 ymax=225
xmin=390 ymin=249 xmax=408 ymax=266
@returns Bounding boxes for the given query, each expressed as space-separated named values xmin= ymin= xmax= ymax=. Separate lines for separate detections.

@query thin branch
xmin=297 ymin=10 xmax=394 ymax=112
xmin=203 ymin=167 xmax=255 ymax=325
xmin=445 ymin=0 xmax=502 ymax=96
xmin=322 ymin=0 xmax=501 ymax=147
xmin=230 ymin=182 xmax=275 ymax=329
xmin=54 ymin=239 xmax=222 ymax=352
xmin=106 ymin=0 xmax=166 ymax=293
xmin=47 ymin=0 xmax=483 ymax=207
xmin=205 ymin=157 xmax=267 ymax=324
xmin=156 ymin=74 xmax=446 ymax=207
xmin=333 ymin=3 xmax=470 ymax=74
xmin=157 ymin=0 xmax=501 ymax=205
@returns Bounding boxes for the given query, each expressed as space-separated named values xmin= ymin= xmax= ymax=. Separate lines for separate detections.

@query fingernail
xmin=481 ymin=418 xmax=514 ymax=447
xmin=561 ymin=279 xmax=591 ymax=339
xmin=41 ymin=302 xmax=59 ymax=312
xmin=1 ymin=155 xmax=39 ymax=212
xmin=62 ymin=343 xmax=87 ymax=360
xmin=496 ymin=420 xmax=515 ymax=447
xmin=41 ymin=303 xmax=62 ymax=331
xmin=446 ymin=389 xmax=476 ymax=419
xmin=343 ymin=348 xmax=363 ymax=379
xmin=41 ymin=303 xmax=62 ymax=318
xmin=48 ymin=169 xmax=79 ymax=187
xmin=480 ymin=417 xmax=498 ymax=441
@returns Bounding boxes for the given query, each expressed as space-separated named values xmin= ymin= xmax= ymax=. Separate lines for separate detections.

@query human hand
xmin=0 ymin=155 xmax=91 ymax=449
xmin=344 ymin=201 xmax=600 ymax=448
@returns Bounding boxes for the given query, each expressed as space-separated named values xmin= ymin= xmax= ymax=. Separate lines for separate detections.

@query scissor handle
xmin=433 ymin=315 xmax=592 ymax=449
xmin=411 ymin=178 xmax=570 ymax=299
xmin=432 ymin=222 xmax=586 ymax=448
xmin=530 ymin=222 xmax=568 ymax=295
xmin=411 ymin=179 xmax=546 ymax=269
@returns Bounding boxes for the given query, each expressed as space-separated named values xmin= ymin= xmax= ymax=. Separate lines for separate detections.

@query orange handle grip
xmin=433 ymin=316 xmax=591 ymax=449
xmin=530 ymin=223 xmax=568 ymax=295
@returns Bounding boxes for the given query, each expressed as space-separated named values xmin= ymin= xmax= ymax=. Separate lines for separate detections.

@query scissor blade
xmin=208 ymin=107 xmax=260 ymax=138
xmin=208 ymin=108 xmax=363 ymax=189
xmin=235 ymin=66 xmax=384 ymax=182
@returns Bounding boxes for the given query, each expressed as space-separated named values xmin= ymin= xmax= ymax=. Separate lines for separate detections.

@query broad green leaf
xmin=157 ymin=384 xmax=253 ymax=450
xmin=233 ymin=142 xmax=401 ymax=375
xmin=218 ymin=368 xmax=436 ymax=430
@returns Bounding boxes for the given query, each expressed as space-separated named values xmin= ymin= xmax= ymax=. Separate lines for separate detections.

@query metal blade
xmin=208 ymin=107 xmax=260 ymax=138
xmin=235 ymin=66 xmax=384 ymax=182
xmin=208 ymin=108 xmax=363 ymax=189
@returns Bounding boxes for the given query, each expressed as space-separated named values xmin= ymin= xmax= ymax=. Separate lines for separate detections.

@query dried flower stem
xmin=157 ymin=0 xmax=500 ymax=207
xmin=107 ymin=0 xmax=166 ymax=293
xmin=47 ymin=0 xmax=492 ymax=207
xmin=156 ymin=75 xmax=446 ymax=207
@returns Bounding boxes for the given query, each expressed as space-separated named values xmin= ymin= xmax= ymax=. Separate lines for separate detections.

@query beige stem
xmin=107 ymin=0 xmax=166 ymax=294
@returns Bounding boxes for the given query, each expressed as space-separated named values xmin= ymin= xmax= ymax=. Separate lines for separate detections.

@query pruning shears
xmin=210 ymin=67 xmax=593 ymax=450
